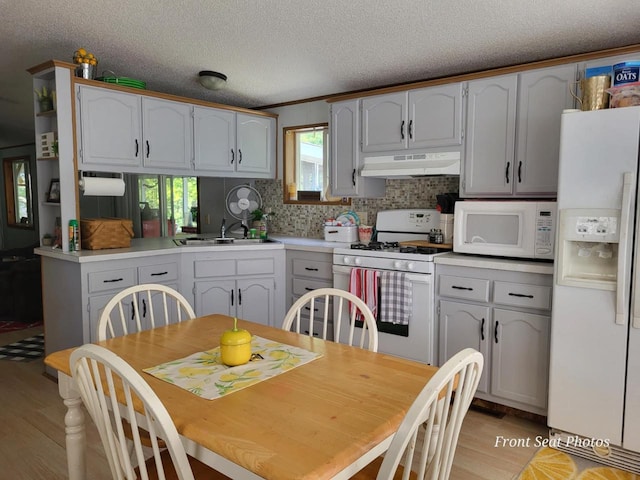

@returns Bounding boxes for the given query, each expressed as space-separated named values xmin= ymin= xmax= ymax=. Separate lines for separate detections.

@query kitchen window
xmin=283 ymin=123 xmax=348 ymax=205
xmin=138 ymin=175 xmax=198 ymax=236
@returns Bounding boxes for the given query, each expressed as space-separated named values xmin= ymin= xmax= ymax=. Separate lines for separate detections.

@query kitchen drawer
xmin=292 ymin=278 xmax=332 ymax=296
xmin=195 ymin=259 xmax=236 ymax=278
xmin=439 ymin=275 xmax=490 ymax=302
xmin=237 ymin=258 xmax=274 ymax=276
xmin=494 ymin=281 xmax=552 ymax=310
xmin=292 ymin=258 xmax=332 ymax=280
xmin=138 ymin=262 xmax=179 ymax=283
xmin=88 ymin=268 xmax=136 ymax=294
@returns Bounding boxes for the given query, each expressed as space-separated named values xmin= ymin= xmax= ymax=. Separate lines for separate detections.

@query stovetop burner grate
xmin=351 ymin=241 xmax=399 ymax=251
xmin=350 ymin=242 xmax=448 ymax=255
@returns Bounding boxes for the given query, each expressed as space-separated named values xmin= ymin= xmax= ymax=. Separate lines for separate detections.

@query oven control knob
xmin=407 ymin=262 xmax=415 ymax=271
xmin=394 ymin=261 xmax=402 ymax=269
xmin=343 ymin=256 xmax=351 ymax=264
xmin=354 ymin=257 xmax=362 ymax=265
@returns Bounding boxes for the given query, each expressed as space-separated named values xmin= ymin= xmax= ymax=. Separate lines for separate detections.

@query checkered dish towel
xmin=379 ymin=271 xmax=412 ymax=325
xmin=348 ymin=267 xmax=379 ymax=320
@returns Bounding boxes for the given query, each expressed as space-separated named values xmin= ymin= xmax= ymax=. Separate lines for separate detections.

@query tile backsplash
xmin=255 ymin=177 xmax=459 ymax=238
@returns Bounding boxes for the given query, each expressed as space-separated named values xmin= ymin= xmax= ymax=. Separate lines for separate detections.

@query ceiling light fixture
xmin=198 ymin=70 xmax=227 ymax=90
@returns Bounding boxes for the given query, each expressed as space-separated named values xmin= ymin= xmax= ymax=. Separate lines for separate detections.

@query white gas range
xmin=332 ymin=209 xmax=450 ymax=364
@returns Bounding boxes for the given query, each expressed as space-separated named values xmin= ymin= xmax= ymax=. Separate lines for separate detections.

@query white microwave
xmin=453 ymin=201 xmax=556 ymax=260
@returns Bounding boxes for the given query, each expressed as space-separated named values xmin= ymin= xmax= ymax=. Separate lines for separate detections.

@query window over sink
xmin=283 ymin=123 xmax=348 ymax=206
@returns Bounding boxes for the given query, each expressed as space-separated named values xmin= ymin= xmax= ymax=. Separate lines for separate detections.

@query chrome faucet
xmin=227 ymin=221 xmax=249 ymax=238
xmin=220 ymin=217 xmax=226 ymax=238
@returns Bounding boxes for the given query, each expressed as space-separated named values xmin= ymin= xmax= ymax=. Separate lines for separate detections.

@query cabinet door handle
xmin=230 ymin=149 xmax=235 ymax=164
xmin=146 ymin=140 xmax=150 ymax=158
xmin=481 ymin=318 xmax=485 ymax=341
xmin=408 ymin=119 xmax=413 ymax=139
xmin=304 ymin=330 xmax=319 ymax=337
xmin=305 ymin=267 xmax=319 ymax=271
xmin=400 ymin=120 xmax=405 ymax=140
xmin=518 ymin=161 xmax=522 ymax=183
xmin=142 ymin=299 xmax=147 ymax=318
xmin=352 ymin=169 xmax=356 ymax=187
xmin=505 ymin=162 xmax=510 ymax=184
xmin=494 ymin=321 xmax=499 ymax=343
xmin=135 ymin=139 xmax=139 ymax=157
xmin=150 ymin=271 xmax=168 ymax=276
xmin=238 ymin=149 xmax=242 ymax=164
xmin=304 ymin=306 xmax=319 ymax=312
xmin=508 ymin=292 xmax=534 ymax=298
xmin=231 ymin=289 xmax=234 ymax=306
xmin=238 ymin=288 xmax=242 ymax=305
xmin=103 ymin=278 xmax=124 ymax=283
xmin=451 ymin=285 xmax=473 ymax=291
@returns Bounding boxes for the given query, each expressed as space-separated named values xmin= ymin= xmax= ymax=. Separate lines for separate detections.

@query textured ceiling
xmin=2 ymin=0 xmax=640 ymax=149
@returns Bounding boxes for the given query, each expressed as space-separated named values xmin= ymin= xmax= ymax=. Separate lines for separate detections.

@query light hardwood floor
xmin=0 ymin=327 xmax=546 ymax=480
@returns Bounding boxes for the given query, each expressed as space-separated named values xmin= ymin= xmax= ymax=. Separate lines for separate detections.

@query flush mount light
xmin=198 ymin=70 xmax=227 ymax=90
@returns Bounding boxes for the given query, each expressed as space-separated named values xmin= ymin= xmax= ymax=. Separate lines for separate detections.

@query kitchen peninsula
xmin=36 ymin=235 xmax=347 ymax=373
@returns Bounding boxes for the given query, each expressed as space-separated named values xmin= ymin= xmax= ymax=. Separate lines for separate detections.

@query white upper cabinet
xmin=141 ymin=97 xmax=192 ymax=170
xmin=77 ymin=85 xmax=142 ymax=169
xmin=514 ymin=63 xmax=577 ymax=196
xmin=77 ymin=84 xmax=276 ymax=177
xmin=193 ymin=106 xmax=236 ymax=173
xmin=193 ymin=107 xmax=275 ymax=178
xmin=330 ymin=99 xmax=385 ymax=198
xmin=463 ymin=74 xmax=518 ymax=196
xmin=409 ymin=83 xmax=464 ymax=149
xmin=361 ymin=84 xmax=464 ymax=154
xmin=462 ymin=64 xmax=577 ymax=197
xmin=236 ymin=113 xmax=275 ymax=176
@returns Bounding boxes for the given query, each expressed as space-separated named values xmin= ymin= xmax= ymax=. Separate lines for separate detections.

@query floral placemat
xmin=143 ymin=336 xmax=322 ymax=400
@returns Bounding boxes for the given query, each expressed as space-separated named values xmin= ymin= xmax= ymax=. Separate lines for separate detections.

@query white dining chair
xmin=70 ymin=344 xmax=229 ymax=480
xmin=351 ymin=348 xmax=484 ymax=480
xmin=98 ymin=283 xmax=196 ymax=341
xmin=282 ymin=287 xmax=379 ymax=352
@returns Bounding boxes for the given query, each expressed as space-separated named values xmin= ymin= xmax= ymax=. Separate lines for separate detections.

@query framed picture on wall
xmin=47 ymin=178 xmax=60 ymax=203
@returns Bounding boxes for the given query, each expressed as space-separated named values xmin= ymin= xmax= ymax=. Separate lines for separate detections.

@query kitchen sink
xmin=174 ymin=237 xmax=279 ymax=246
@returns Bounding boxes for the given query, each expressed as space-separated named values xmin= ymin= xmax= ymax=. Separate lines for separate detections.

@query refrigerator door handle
xmin=616 ymin=172 xmax=635 ymax=326
xmin=632 ymin=173 xmax=640 ymax=329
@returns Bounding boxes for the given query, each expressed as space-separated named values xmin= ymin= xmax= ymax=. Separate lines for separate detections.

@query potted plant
xmin=34 ymin=86 xmax=55 ymax=113
xmin=42 ymin=233 xmax=53 ymax=246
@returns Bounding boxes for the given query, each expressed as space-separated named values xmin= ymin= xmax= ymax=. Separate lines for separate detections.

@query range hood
xmin=360 ymin=151 xmax=460 ymax=178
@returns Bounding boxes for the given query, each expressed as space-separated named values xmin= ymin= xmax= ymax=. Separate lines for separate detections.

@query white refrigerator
xmin=549 ymin=106 xmax=640 ymax=468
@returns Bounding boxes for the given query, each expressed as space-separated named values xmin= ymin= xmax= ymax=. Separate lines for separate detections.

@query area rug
xmin=517 ymin=447 xmax=639 ymax=479
xmin=0 ymin=334 xmax=44 ymax=361
xmin=0 ymin=320 xmax=43 ymax=334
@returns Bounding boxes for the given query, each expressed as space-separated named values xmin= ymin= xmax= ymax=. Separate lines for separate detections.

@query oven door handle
xmin=332 ymin=265 xmax=431 ymax=284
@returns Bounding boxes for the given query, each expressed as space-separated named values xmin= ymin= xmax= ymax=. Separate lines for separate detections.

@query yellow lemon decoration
xmin=577 ymin=467 xmax=639 ymax=480
xmin=518 ymin=447 xmax=577 ymax=480
xmin=220 ymin=317 xmax=252 ymax=366
xmin=73 ymin=47 xmax=98 ymax=66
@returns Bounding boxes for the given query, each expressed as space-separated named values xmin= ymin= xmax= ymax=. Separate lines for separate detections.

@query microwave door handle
xmin=616 ymin=172 xmax=634 ymax=326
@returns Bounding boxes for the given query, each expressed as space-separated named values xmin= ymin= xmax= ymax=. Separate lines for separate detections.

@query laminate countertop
xmin=434 ymin=252 xmax=554 ymax=275
xmin=34 ymin=235 xmax=349 ymax=263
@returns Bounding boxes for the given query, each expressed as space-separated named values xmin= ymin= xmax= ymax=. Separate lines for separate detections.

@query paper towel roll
xmin=79 ymin=177 xmax=126 ymax=196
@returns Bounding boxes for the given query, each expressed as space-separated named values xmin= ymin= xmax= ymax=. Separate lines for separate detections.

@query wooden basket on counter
xmin=80 ymin=218 xmax=134 ymax=250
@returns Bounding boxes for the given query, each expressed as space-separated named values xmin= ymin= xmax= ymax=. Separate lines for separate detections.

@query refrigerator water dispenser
xmin=556 ymin=208 xmax=620 ymax=290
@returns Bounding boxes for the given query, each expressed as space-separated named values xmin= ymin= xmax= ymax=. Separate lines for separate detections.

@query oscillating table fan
xmin=225 ymin=184 xmax=263 ymax=232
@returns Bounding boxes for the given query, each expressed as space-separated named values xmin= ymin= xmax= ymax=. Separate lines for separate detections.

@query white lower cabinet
xmin=285 ymin=249 xmax=334 ymax=337
xmin=186 ymin=249 xmax=285 ymax=327
xmin=86 ymin=257 xmax=181 ymax=341
xmin=436 ymin=263 xmax=552 ymax=415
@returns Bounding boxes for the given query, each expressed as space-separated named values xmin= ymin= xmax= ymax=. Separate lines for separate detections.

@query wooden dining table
xmin=45 ymin=314 xmax=439 ymax=480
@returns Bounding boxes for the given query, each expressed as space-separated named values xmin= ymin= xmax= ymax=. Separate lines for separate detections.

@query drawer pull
xmin=150 ymin=271 xmax=168 ymax=276
xmin=481 ymin=318 xmax=485 ymax=341
xmin=103 ymin=278 xmax=124 ymax=283
xmin=508 ymin=292 xmax=534 ymax=299
xmin=495 ymin=321 xmax=499 ymax=344
xmin=451 ymin=285 xmax=473 ymax=291
xmin=305 ymin=287 xmax=314 ymax=291
xmin=305 ymin=267 xmax=319 ymax=271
